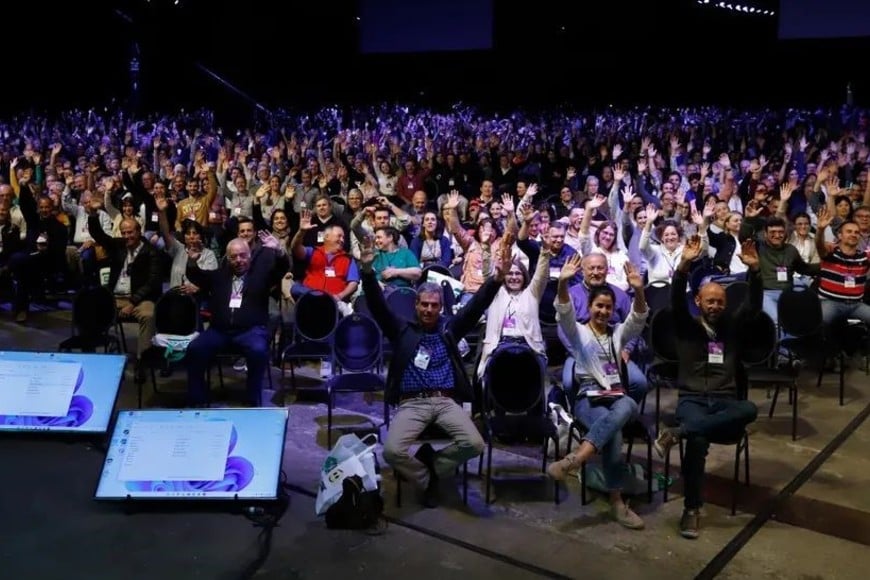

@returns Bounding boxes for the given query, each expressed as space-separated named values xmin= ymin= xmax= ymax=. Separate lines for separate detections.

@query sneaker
xmin=546 ymin=455 xmax=579 ymax=481
xmin=336 ymin=301 xmax=353 ymax=317
xmin=613 ymin=503 xmax=644 ymax=530
xmin=680 ymin=509 xmax=700 ymax=539
xmin=232 ymin=357 xmax=247 ymax=372
xmin=654 ymin=427 xmax=681 ymax=459
xmin=14 ymin=310 xmax=27 ymax=323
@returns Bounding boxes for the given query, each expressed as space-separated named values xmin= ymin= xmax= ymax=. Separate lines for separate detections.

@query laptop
xmin=95 ymin=408 xmax=289 ymax=501
xmin=0 ymin=351 xmax=126 ymax=434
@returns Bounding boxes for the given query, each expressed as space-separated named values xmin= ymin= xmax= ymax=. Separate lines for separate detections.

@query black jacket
xmin=671 ymin=266 xmax=762 ymax=397
xmin=362 ymin=269 xmax=502 ymax=405
xmin=187 ymin=246 xmax=288 ymax=332
xmin=88 ymin=215 xmax=163 ymax=305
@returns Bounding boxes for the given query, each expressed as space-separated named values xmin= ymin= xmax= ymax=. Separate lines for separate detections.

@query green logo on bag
xmin=323 ymin=456 xmax=338 ymax=473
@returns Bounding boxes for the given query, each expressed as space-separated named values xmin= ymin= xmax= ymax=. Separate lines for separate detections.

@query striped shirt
xmin=818 ymin=248 xmax=869 ymax=301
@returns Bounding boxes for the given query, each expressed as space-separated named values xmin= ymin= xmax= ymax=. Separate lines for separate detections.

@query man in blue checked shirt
xmin=359 ymin=235 xmax=512 ymax=508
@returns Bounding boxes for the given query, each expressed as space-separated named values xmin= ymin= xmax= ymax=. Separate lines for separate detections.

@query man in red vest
xmin=290 ymin=209 xmax=359 ymax=312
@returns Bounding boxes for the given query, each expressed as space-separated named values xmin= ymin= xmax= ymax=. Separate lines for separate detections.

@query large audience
xmin=2 ymin=101 xmax=869 ymax=537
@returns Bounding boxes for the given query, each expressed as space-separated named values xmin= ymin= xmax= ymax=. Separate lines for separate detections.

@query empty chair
xmin=385 ymin=287 xmax=418 ymax=323
xmin=58 ymin=285 xmax=122 ymax=354
xmin=281 ymin=290 xmax=340 ymax=390
xmin=325 ymin=313 xmax=388 ymax=448
xmin=482 ymin=340 xmax=558 ymax=504
xmin=136 ymin=289 xmax=200 ymax=407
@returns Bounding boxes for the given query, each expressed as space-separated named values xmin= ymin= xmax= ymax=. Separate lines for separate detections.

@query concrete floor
xmin=1 ymin=300 xmax=868 ymax=579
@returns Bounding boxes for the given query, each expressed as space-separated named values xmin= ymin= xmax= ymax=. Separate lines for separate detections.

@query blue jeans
xmin=675 ymin=396 xmax=758 ymax=510
xmin=762 ymin=289 xmax=782 ymax=328
xmin=574 ymin=391 xmax=639 ymax=491
xmin=820 ymin=297 xmax=870 ymax=326
xmin=186 ymin=325 xmax=269 ymax=406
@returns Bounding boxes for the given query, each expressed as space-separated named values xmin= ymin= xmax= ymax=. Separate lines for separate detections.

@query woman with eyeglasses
xmin=579 ymin=194 xmax=630 ymax=291
xmin=640 ymin=203 xmax=709 ymax=284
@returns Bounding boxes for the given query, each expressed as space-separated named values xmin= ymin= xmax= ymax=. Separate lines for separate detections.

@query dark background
xmin=5 ymin=0 xmax=870 ymax=123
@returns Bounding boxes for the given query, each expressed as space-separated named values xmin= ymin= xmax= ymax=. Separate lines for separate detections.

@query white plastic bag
xmin=315 ymin=433 xmax=380 ymax=516
xmin=546 ymin=402 xmax=574 ymax=458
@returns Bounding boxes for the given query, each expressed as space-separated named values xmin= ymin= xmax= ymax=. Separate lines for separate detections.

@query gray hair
xmin=416 ymin=283 xmax=443 ymax=303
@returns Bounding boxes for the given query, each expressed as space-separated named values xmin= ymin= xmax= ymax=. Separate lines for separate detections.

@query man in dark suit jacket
xmin=88 ymin=207 xmax=163 ymax=360
xmin=184 ymin=234 xmax=289 ymax=406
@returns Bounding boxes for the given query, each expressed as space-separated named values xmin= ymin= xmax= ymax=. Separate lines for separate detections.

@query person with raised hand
xmin=547 ymin=257 xmax=649 ymax=530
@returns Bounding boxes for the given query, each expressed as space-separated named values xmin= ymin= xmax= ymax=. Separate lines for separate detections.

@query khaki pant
xmin=115 ymin=297 xmax=156 ymax=358
xmin=383 ymin=396 xmax=484 ymax=489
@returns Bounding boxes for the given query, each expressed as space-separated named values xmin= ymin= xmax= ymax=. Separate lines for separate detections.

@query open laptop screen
xmin=95 ymin=408 xmax=289 ymax=500
xmin=0 ymin=351 xmax=126 ymax=434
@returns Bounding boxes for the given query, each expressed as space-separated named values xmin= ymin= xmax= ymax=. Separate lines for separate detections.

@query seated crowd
xmin=1 ymin=103 xmax=869 ymax=539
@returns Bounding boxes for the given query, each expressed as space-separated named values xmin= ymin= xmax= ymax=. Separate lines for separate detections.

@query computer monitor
xmin=95 ymin=408 xmax=289 ymax=501
xmin=0 ymin=351 xmax=126 ymax=434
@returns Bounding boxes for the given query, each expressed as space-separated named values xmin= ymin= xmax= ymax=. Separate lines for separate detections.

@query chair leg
xmin=839 ymin=353 xmax=845 ymax=406
xmin=654 ymin=382 xmax=662 ymax=437
xmin=732 ymin=442 xmax=741 ymax=516
xmin=327 ymin=390 xmax=334 ymax=450
xmin=646 ymin=438 xmax=653 ymax=504
xmin=663 ymin=447 xmax=670 ymax=504
xmin=462 ymin=461 xmax=468 ymax=505
xmin=477 ymin=452 xmax=483 ymax=477
xmin=485 ymin=440 xmax=494 ymax=504
xmin=552 ymin=437 xmax=560 ymax=505
xmin=791 ymin=382 xmax=798 ymax=441
xmin=580 ymin=461 xmax=587 ymax=505
xmin=395 ymin=472 xmax=402 ymax=508
xmin=743 ymin=434 xmax=751 ymax=487
xmin=769 ymin=385 xmax=781 ymax=418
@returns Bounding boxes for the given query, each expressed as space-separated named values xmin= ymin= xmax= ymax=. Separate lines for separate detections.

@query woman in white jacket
xmin=476 ymin=245 xmax=550 ymax=379
xmin=547 ymin=255 xmax=649 ymax=529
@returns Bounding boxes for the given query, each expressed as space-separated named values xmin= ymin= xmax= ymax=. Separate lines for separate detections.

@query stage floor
xmin=0 ymin=303 xmax=868 ymax=579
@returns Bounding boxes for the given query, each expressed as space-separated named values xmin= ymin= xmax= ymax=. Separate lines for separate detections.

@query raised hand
xmin=444 ymin=190 xmax=461 ymax=210
xmin=816 ymin=204 xmax=833 ymax=232
xmin=738 ymin=239 xmax=760 ymax=269
xmin=681 ymin=234 xmax=703 ymax=264
xmin=624 ymin=261 xmax=644 ymax=290
xmin=587 ymin=194 xmax=607 ymax=210
xmin=559 ymin=254 xmax=583 ymax=281
xmin=299 ymin=209 xmax=315 ymax=230
xmin=358 ymin=235 xmax=376 ymax=270
xmin=500 ymin=192 xmax=514 ymax=214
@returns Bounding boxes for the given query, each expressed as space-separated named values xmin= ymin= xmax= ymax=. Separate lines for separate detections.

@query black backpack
xmin=324 ymin=475 xmax=384 ymax=530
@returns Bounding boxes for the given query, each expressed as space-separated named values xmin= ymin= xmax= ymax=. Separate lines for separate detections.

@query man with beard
xmin=654 ymin=235 xmax=761 ymax=540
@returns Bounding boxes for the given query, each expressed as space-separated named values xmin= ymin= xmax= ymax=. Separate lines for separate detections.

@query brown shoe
xmin=14 ymin=310 xmax=27 ymax=323
xmin=680 ymin=509 xmax=700 ymax=539
xmin=546 ymin=455 xmax=580 ymax=481
xmin=613 ymin=503 xmax=644 ymax=530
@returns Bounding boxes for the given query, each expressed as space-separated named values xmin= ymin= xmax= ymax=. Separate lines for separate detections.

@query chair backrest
xmin=724 ymin=281 xmax=750 ymax=316
xmin=778 ymin=285 xmax=823 ymax=337
xmin=352 ymin=294 xmax=372 ymax=318
xmin=644 ymin=281 xmax=671 ymax=315
xmin=739 ymin=312 xmax=777 ymax=366
xmin=72 ymin=285 xmax=117 ymax=336
xmin=649 ymin=307 xmax=678 ymax=362
xmin=154 ymin=289 xmax=199 ymax=336
xmin=332 ymin=313 xmax=382 ymax=372
xmin=484 ymin=341 xmax=544 ymax=414
xmin=440 ymin=280 xmax=455 ymax=314
xmin=295 ymin=290 xmax=339 ymax=341
xmin=385 ymin=287 xmax=418 ymax=323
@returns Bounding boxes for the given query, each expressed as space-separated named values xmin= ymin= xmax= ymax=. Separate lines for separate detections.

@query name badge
xmin=186 ymin=212 xmax=196 ymax=221
xmin=413 ymin=347 xmax=431 ymax=370
xmin=476 ymin=268 xmax=483 ymax=277
xmin=845 ymin=275 xmax=857 ymax=288
xmin=407 ymin=183 xmax=414 ymax=189
xmin=151 ymin=212 xmax=159 ymax=223
xmin=448 ymin=179 xmax=455 ymax=187
xmin=776 ymin=266 xmax=788 ymax=282
xmin=229 ymin=291 xmax=242 ymax=309
xmin=668 ymin=268 xmax=674 ymax=278
xmin=607 ymin=265 xmax=615 ymax=275
xmin=325 ymin=267 xmax=336 ymax=278
xmin=233 ymin=207 xmax=241 ymax=216
xmin=602 ymin=362 xmax=622 ymax=387
xmin=549 ymin=267 xmax=561 ymax=280
xmin=209 ymin=211 xmax=217 ymax=220
xmin=708 ymin=341 xmax=724 ymax=364
xmin=317 ymin=231 xmax=325 ymax=243
xmin=502 ymin=316 xmax=517 ymax=329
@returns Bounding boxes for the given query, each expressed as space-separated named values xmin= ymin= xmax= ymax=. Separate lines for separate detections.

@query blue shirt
xmin=400 ymin=331 xmax=454 ymax=392
xmin=568 ymin=282 xmax=632 ymax=324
